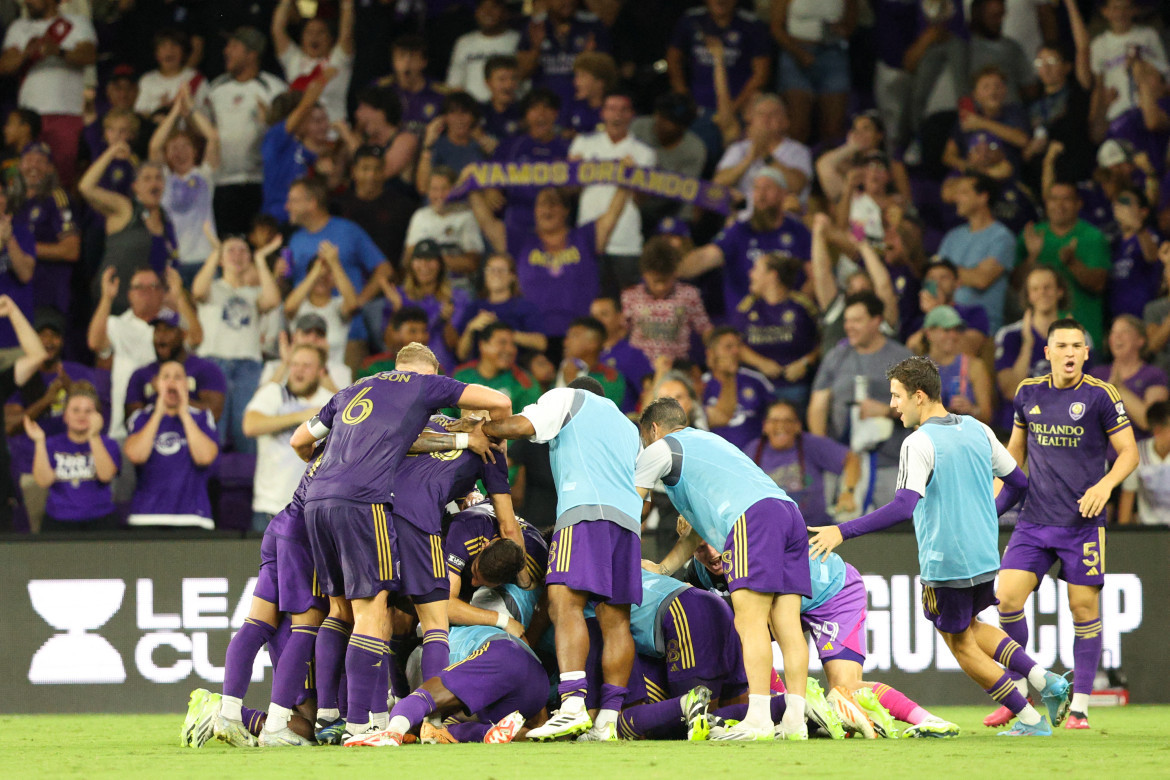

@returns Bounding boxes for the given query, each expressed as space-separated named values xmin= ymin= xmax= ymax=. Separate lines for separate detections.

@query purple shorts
xmin=802 ymin=564 xmax=868 ymax=664
xmin=392 ymin=514 xmax=450 ymax=604
xmin=1001 ymin=519 xmax=1106 ymax=588
xmin=722 ymin=498 xmax=812 ymax=598
xmin=547 ymin=520 xmax=642 ymax=605
xmin=922 ymin=580 xmax=998 ymax=635
xmin=661 ymin=588 xmax=747 ymax=699
xmin=255 ymin=524 xmax=328 ymax=615
xmin=440 ymin=637 xmax=550 ymax=723
xmin=304 ymin=498 xmax=396 ymax=600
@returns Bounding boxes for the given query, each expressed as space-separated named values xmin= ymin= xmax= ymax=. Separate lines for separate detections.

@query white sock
xmin=1071 ymin=692 xmax=1090 ymax=714
xmin=388 ymin=715 xmax=410 ymax=734
xmin=782 ymin=694 xmax=806 ymax=728
xmin=560 ymin=695 xmax=586 ymax=715
xmin=265 ymin=703 xmax=291 ymax=732
xmin=346 ymin=718 xmax=370 ymax=734
xmin=595 ymin=708 xmax=619 ymax=728
xmin=1017 ymin=704 xmax=1041 ymax=726
xmin=371 ymin=711 xmax=389 ymax=730
xmin=220 ymin=695 xmax=243 ymax=721
xmin=1013 ymin=678 xmax=1028 ymax=697
xmin=317 ymin=707 xmax=340 ymax=723
xmin=745 ymin=694 xmax=773 ymax=728
xmin=1026 ymin=665 xmax=1049 ymax=691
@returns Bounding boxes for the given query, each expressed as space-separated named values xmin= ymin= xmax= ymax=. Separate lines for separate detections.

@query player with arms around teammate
xmin=288 ymin=342 xmax=515 ymax=743
xmin=990 ymin=318 xmax=1138 ymax=730
xmin=809 ymin=357 xmax=1072 ymax=737
xmin=637 ymin=397 xmax=812 ymax=741
xmin=476 ymin=376 xmax=644 ymax=742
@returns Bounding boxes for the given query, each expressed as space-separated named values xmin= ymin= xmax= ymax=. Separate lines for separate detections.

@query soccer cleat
xmin=853 ymin=687 xmax=899 ymax=738
xmin=214 ymin=715 xmax=258 ymax=747
xmin=711 ymin=721 xmax=774 ymax=741
xmin=803 ymin=678 xmax=845 ymax=740
xmin=484 ymin=711 xmax=526 ymax=744
xmin=1065 ymin=713 xmax=1090 ymax=730
xmin=344 ymin=728 xmax=404 ymax=747
xmin=576 ymin=721 xmax=618 ymax=742
xmin=526 ymin=707 xmax=592 ymax=741
xmin=997 ymin=716 xmax=1052 ymax=737
xmin=682 ymin=686 xmax=712 ymax=741
xmin=983 ymin=704 xmax=1015 ymax=727
xmin=773 ymin=721 xmax=809 ymax=741
xmin=258 ymin=726 xmax=314 ymax=746
xmin=1039 ymin=672 xmax=1072 ymax=727
xmin=420 ymin=721 xmax=460 ymax=744
xmin=902 ymin=717 xmax=960 ymax=739
xmin=181 ymin=688 xmax=221 ymax=748
xmin=827 ymin=686 xmax=875 ymax=739
xmin=315 ymin=717 xmax=347 ymax=745
xmin=770 ymin=668 xmax=786 ymax=694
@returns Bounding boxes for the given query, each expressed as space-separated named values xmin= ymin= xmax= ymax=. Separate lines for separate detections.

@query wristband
xmin=455 ymin=432 xmax=469 ymax=449
xmin=495 ymin=612 xmax=509 ymax=629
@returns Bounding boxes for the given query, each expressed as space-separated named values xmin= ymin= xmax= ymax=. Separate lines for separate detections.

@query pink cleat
xmin=484 ymin=711 xmax=526 ymax=744
xmin=1064 ymin=714 xmax=1090 ymax=730
xmin=770 ymin=668 xmax=786 ymax=695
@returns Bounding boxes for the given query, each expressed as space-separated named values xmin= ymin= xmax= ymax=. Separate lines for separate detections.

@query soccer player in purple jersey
xmin=288 ymin=343 xmax=515 ymax=743
xmin=990 ymin=318 xmax=1139 ymax=730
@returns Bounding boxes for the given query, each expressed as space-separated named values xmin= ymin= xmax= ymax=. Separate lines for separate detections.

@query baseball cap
xmin=108 ymin=64 xmax=136 ymax=83
xmin=923 ymin=305 xmax=964 ymax=330
xmin=412 ymin=239 xmax=442 ymax=260
xmin=1096 ymin=139 xmax=1130 ymax=169
xmin=294 ymin=313 xmax=329 ymax=335
xmin=229 ymin=26 xmax=267 ymax=56
xmin=656 ymin=216 xmax=691 ymax=239
xmin=21 ymin=141 xmax=52 ymax=159
xmin=34 ymin=307 xmax=66 ymax=334
xmin=754 ymin=166 xmax=788 ymax=190
xmin=150 ymin=308 xmax=183 ymax=329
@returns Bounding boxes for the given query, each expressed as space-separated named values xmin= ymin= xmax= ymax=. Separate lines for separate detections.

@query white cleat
xmin=214 ymin=715 xmax=258 ymax=747
xmin=344 ymin=728 xmax=403 ymax=747
xmin=258 ymin=726 xmax=314 ymax=747
xmin=828 ymin=686 xmax=876 ymax=739
xmin=526 ymin=707 xmax=592 ymax=741
xmin=774 ymin=721 xmax=809 ymax=741
xmin=575 ymin=721 xmax=618 ymax=742
xmin=710 ymin=721 xmax=774 ymax=741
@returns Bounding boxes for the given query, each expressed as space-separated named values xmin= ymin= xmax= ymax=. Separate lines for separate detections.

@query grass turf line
xmin=5 ymin=706 xmax=1170 ymax=779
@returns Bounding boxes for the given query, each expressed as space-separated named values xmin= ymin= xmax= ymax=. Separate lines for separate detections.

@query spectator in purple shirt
xmin=382 ymin=34 xmax=445 ymax=136
xmin=590 ymin=295 xmax=653 ymax=412
xmin=562 ymin=51 xmax=616 ymax=137
xmin=380 ymin=239 xmax=472 ymax=374
xmin=702 ymin=326 xmax=775 ymax=451
xmin=1108 ymin=187 xmax=1162 ymax=319
xmin=11 ymin=142 xmax=78 ymax=317
xmin=0 ymin=190 xmax=35 ymax=353
xmin=1089 ymin=315 xmax=1169 ymax=437
xmin=456 ymin=253 xmax=547 ymax=362
xmin=667 ymin=0 xmax=771 ymax=115
xmin=25 ymin=383 xmax=120 ymax=532
xmin=124 ymin=309 xmax=227 ymax=424
xmin=490 ymin=87 xmax=571 ymax=241
xmin=480 ymin=55 xmax=523 ymax=145
xmin=124 ymin=360 xmax=219 ymax=529
xmin=518 ymin=0 xmax=611 ymax=106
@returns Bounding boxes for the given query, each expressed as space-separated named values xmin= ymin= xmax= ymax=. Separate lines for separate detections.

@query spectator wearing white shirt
xmin=568 ymin=89 xmax=657 ymax=295
xmin=0 ymin=0 xmax=97 ymax=189
xmin=446 ymin=0 xmax=521 ymax=103
xmin=404 ymin=167 xmax=485 ymax=292
xmin=1119 ymin=400 xmax=1170 ymax=526
xmin=149 ymin=86 xmax=220 ymax=286
xmin=271 ymin=0 xmax=355 ymax=123
xmin=261 ymin=312 xmax=351 ymax=394
xmin=1089 ymin=0 xmax=1169 ymax=123
xmin=282 ymin=240 xmax=360 ymax=375
xmin=192 ymin=234 xmax=283 ymax=455
xmin=206 ymin=27 xmax=287 ymax=237
xmin=714 ymin=93 xmax=812 ymax=210
xmin=134 ymin=28 xmax=210 ymax=123
xmin=242 ymin=343 xmax=333 ymax=531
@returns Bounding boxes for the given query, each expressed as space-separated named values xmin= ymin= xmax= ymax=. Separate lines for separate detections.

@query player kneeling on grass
xmin=637 ymin=397 xmax=811 ymax=741
xmin=808 ymin=356 xmax=1072 ymax=737
xmin=347 ymin=584 xmax=547 ymax=746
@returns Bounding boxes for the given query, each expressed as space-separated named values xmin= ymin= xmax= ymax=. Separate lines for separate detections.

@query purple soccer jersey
xmin=746 ymin=432 xmax=850 ymax=526
xmin=305 ymin=371 xmax=467 ymax=504
xmin=437 ymin=636 xmax=549 ymax=724
xmin=256 ymin=458 xmax=327 ymax=616
xmin=1109 ymin=231 xmax=1163 ymax=319
xmin=124 ymin=355 xmax=228 ymax=409
xmin=518 ymin=13 xmax=611 ymax=104
xmin=126 ymin=406 xmax=218 ymax=519
xmin=507 ymin=220 xmax=600 ymax=337
xmin=0 ymin=221 xmax=35 ymax=349
xmin=42 ymin=433 xmax=121 ymax=521
xmin=600 ymin=338 xmax=653 ymax=412
xmin=444 ymin=501 xmax=548 ymax=600
xmin=1013 ymin=374 xmax=1131 ymax=526
xmin=16 ymin=188 xmax=77 ymax=315
xmin=493 ymin=132 xmax=573 ymax=238
xmin=396 ymin=81 xmax=445 ymax=133
xmin=727 ymin=294 xmax=819 ymax=387
xmin=562 ymin=99 xmax=600 ymax=135
xmin=701 ymin=368 xmax=774 ymax=451
xmin=668 ymin=8 xmax=770 ymax=111
xmin=712 ymin=217 xmax=811 ymax=316
xmin=657 ymin=587 xmax=747 ymax=699
xmin=481 ymin=101 xmax=522 ymax=144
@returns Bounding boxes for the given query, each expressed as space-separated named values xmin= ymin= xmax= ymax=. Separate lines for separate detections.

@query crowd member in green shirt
xmin=555 ymin=316 xmax=627 ymax=408
xmin=452 ymin=321 xmax=541 ymax=410
xmin=358 ymin=306 xmax=430 ymax=378
xmin=1017 ymin=182 xmax=1110 ymax=347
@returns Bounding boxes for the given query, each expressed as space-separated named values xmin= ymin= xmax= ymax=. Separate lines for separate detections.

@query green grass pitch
xmin=6 ymin=707 xmax=1170 ymax=779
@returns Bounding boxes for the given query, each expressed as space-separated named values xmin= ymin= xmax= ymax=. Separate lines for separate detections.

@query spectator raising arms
xmin=271 ymin=0 xmax=354 ymax=123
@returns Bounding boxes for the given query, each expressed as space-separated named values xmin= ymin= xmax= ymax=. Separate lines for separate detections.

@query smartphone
xmin=924 ymin=280 xmax=939 ymax=296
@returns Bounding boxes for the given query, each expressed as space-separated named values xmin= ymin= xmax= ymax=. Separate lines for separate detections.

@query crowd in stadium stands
xmin=6 ymin=0 xmax=1170 ymax=535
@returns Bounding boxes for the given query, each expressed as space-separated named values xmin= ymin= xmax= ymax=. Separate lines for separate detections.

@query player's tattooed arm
xmin=408 ymin=425 xmax=497 ymax=463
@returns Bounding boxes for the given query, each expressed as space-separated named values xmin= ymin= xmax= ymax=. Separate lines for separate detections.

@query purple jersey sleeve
xmin=193 ymin=407 xmax=218 ymax=439
xmin=314 ymin=390 xmax=343 ymax=431
xmin=191 ymin=357 xmax=228 ymax=395
xmin=423 ymin=373 xmax=468 ymax=410
xmin=480 ymin=451 xmax=511 ymax=495
xmin=127 ymin=407 xmax=150 ymax=435
xmin=1097 ymin=382 xmax=1131 ymax=436
xmin=125 ymin=367 xmax=149 ymax=407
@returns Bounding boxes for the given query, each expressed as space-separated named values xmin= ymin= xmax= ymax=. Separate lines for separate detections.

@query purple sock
xmin=267 ymin=617 xmax=292 ymax=669
xmin=713 ymin=697 xmax=786 ymax=722
xmin=599 ymin=684 xmax=627 ymax=712
xmin=617 ymin=697 xmax=683 ymax=739
xmin=447 ymin=722 xmax=491 ymax=743
xmin=998 ymin=609 xmax=1028 ymax=681
xmin=421 ymin=630 xmax=450 ymax=681
xmin=986 ymin=672 xmax=1030 ymax=715
xmin=557 ymin=676 xmax=588 ymax=705
xmin=242 ymin=706 xmax=266 ymax=736
xmin=369 ymin=641 xmax=389 ymax=715
xmin=270 ymin=624 xmax=318 ymax=708
xmin=390 ymin=689 xmax=436 ymax=731
xmin=1072 ymin=619 xmax=1103 ymax=695
xmin=223 ymin=618 xmax=275 ymax=700
xmin=314 ymin=617 xmax=351 ymax=711
xmin=345 ymin=634 xmax=385 ymax=726
xmin=993 ymin=636 xmax=1042 ymax=680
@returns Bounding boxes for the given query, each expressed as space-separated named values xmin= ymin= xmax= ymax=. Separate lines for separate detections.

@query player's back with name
xmin=305 ymin=370 xmax=467 ymax=505
xmin=1013 ymin=374 xmax=1129 ymax=527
